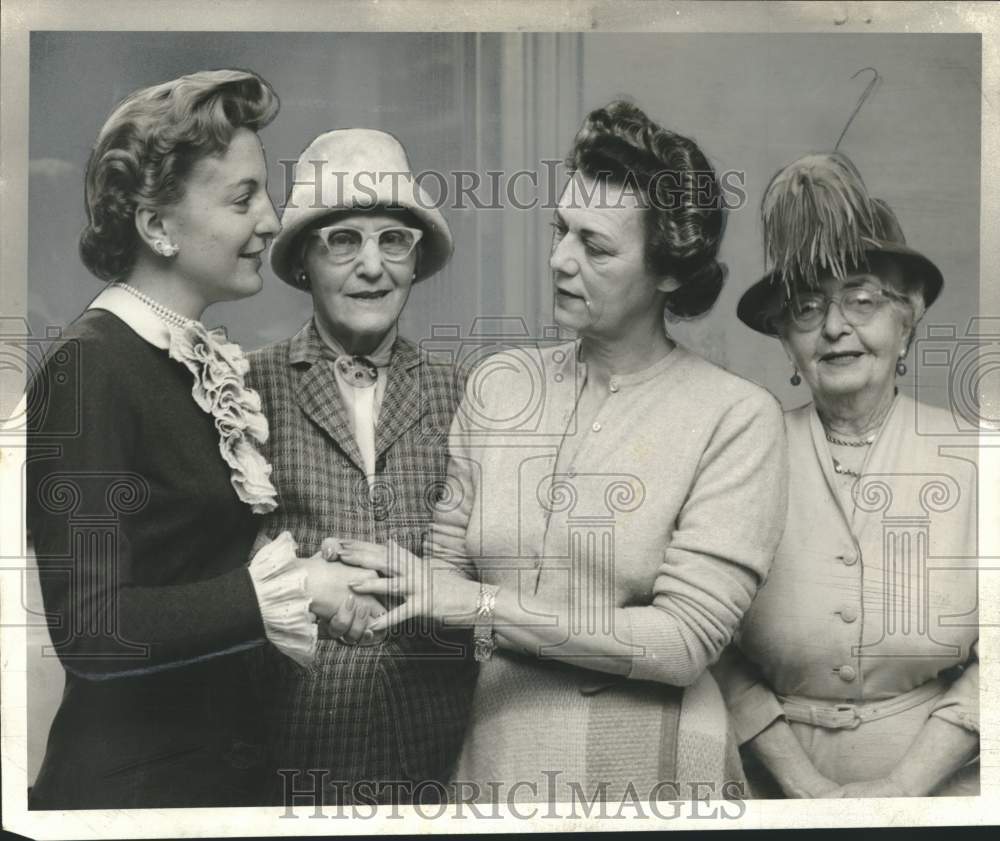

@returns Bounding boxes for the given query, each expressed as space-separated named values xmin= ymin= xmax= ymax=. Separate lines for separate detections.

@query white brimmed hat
xmin=270 ymin=128 xmax=453 ymax=289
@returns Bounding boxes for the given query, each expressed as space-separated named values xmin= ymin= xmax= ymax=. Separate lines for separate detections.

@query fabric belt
xmin=778 ymin=678 xmax=946 ymax=730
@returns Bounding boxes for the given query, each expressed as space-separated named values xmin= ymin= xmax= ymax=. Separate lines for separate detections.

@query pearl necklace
xmin=111 ymin=282 xmax=192 ymax=329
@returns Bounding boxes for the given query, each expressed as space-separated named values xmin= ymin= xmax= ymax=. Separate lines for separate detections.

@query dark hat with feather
xmin=737 ymin=151 xmax=944 ymax=336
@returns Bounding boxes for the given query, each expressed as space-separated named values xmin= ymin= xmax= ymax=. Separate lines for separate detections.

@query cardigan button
xmin=837 ymin=665 xmax=857 ymax=682
xmin=609 ymin=379 xmax=619 ymax=393
xmin=837 ymin=553 xmax=859 ymax=566
xmin=592 ymin=421 xmax=602 ymax=433
xmin=838 ymin=606 xmax=858 ymax=623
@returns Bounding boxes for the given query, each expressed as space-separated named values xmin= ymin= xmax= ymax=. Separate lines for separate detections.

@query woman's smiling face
xmin=302 ymin=209 xmax=419 ymax=350
xmin=779 ymin=259 xmax=914 ymax=405
xmin=160 ymin=127 xmax=280 ymax=305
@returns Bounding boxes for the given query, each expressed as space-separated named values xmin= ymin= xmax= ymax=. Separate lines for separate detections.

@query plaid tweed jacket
xmin=247 ymin=321 xmax=478 ymax=801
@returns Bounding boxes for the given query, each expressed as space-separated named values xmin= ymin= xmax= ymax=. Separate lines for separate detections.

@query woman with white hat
xmin=713 ymin=152 xmax=979 ymax=797
xmin=248 ymin=128 xmax=477 ymax=805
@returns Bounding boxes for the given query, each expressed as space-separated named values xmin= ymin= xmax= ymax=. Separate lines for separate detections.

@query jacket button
xmin=592 ymin=421 xmax=602 ymax=432
xmin=837 ymin=553 xmax=858 ymax=566
xmin=839 ymin=606 xmax=858 ymax=623
xmin=609 ymin=380 xmax=619 ymax=393
xmin=838 ymin=665 xmax=857 ymax=682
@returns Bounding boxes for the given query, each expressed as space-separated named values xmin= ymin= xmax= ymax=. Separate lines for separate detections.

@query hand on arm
xmin=341 ymin=541 xmax=652 ymax=677
xmin=346 ymin=392 xmax=788 ymax=682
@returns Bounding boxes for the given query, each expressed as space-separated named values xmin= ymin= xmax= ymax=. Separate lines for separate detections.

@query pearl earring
xmin=790 ymin=368 xmax=802 ymax=386
xmin=155 ymin=240 xmax=178 ymax=257
xmin=297 ymin=270 xmax=309 ymax=287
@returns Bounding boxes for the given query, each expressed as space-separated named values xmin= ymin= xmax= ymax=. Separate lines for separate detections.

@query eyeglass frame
xmin=780 ymin=282 xmax=910 ymax=332
xmin=308 ymin=224 xmax=424 ymax=265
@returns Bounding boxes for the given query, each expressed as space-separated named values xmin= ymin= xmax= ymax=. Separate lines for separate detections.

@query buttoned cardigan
xmin=713 ymin=395 xmax=978 ymax=791
xmin=428 ymin=341 xmax=788 ymax=800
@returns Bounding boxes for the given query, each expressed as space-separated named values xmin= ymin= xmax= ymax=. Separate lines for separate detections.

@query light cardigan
xmin=428 ymin=341 xmax=787 ymax=797
xmin=713 ymin=394 xmax=978 ymax=752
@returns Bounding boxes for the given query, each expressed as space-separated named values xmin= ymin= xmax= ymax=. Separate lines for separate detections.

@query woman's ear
xmin=655 ymin=274 xmax=681 ymax=293
xmin=134 ymin=206 xmax=171 ymax=253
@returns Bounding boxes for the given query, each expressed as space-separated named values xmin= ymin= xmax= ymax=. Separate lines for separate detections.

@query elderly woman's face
xmin=780 ymin=261 xmax=913 ymax=404
xmin=303 ymin=209 xmax=418 ymax=347
xmin=550 ymin=174 xmax=677 ymax=339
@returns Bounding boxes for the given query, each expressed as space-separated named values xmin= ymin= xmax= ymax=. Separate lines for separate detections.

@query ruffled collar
xmin=89 ymin=284 xmax=279 ymax=514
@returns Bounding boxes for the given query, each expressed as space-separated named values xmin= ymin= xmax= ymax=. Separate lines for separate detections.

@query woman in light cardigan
xmin=714 ymin=152 xmax=979 ymax=798
xmin=339 ymin=101 xmax=787 ymax=802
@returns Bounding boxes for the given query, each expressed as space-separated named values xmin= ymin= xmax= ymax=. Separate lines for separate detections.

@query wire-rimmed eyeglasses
xmin=783 ymin=284 xmax=907 ymax=331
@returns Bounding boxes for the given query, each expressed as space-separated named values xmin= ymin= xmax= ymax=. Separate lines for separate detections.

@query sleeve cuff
xmin=729 ymin=690 xmax=786 ymax=744
xmin=931 ymin=701 xmax=979 ymax=734
xmin=624 ymin=605 xmax=703 ymax=687
xmin=248 ymin=530 xmax=317 ymax=667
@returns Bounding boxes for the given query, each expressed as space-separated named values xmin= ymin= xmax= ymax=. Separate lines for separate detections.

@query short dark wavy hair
xmin=566 ymin=100 xmax=726 ymax=318
xmin=80 ymin=68 xmax=279 ymax=281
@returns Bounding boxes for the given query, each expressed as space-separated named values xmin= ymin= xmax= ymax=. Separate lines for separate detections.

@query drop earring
xmin=790 ymin=368 xmax=802 ymax=386
xmin=297 ymin=270 xmax=309 ymax=287
xmin=896 ymin=355 xmax=907 ymax=376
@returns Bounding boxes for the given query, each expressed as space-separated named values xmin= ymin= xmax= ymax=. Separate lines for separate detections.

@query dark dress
xmin=26 ymin=309 xmax=270 ymax=809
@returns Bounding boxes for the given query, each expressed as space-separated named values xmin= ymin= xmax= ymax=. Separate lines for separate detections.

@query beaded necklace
xmin=110 ymin=282 xmax=193 ymax=328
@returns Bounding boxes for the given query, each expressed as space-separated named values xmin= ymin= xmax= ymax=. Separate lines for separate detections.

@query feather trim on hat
xmin=761 ymin=152 xmax=887 ymax=293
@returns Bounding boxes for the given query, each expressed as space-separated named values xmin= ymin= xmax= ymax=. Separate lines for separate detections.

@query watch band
xmin=473 ymin=582 xmax=500 ymax=662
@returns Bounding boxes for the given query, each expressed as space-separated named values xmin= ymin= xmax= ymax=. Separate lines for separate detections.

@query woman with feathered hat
xmin=713 ymin=152 xmax=979 ymax=797
xmin=247 ymin=128 xmax=477 ymax=804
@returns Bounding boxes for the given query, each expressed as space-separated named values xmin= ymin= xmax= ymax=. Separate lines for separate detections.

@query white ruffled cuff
xmin=248 ymin=531 xmax=317 ymax=666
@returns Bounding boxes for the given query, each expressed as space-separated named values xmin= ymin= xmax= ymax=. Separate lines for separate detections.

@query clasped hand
xmin=296 ymin=539 xmax=387 ymax=646
xmin=336 ymin=539 xmax=480 ymax=633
